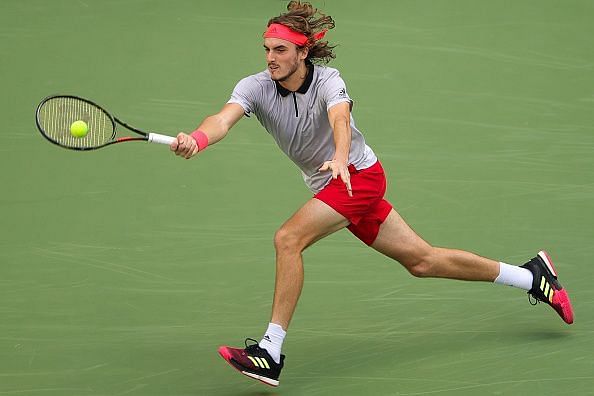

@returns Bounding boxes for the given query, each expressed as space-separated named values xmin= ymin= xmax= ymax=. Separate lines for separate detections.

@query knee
xmin=274 ymin=227 xmax=306 ymax=254
xmin=403 ymin=248 xmax=436 ymax=278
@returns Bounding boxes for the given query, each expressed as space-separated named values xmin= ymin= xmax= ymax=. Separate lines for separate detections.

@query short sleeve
xmin=320 ymin=70 xmax=353 ymax=111
xmin=227 ymin=76 xmax=261 ymax=116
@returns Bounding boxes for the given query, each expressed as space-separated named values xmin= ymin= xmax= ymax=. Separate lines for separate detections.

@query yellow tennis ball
xmin=70 ymin=120 xmax=89 ymax=138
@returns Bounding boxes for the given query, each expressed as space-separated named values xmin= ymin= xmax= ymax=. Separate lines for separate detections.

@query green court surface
xmin=2 ymin=1 xmax=594 ymax=395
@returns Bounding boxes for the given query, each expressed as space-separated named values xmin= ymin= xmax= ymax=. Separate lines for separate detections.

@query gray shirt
xmin=228 ymin=63 xmax=377 ymax=193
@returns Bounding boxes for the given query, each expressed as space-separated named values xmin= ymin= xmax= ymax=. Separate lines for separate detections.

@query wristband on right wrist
xmin=190 ymin=129 xmax=209 ymax=151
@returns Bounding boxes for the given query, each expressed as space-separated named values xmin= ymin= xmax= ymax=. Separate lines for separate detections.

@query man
xmin=171 ymin=1 xmax=574 ymax=387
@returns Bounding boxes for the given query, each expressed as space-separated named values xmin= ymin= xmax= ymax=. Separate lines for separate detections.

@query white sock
xmin=259 ymin=323 xmax=286 ymax=364
xmin=494 ymin=262 xmax=533 ymax=291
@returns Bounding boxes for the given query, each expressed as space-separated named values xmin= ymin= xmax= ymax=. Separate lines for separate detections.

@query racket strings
xmin=37 ymin=97 xmax=115 ymax=149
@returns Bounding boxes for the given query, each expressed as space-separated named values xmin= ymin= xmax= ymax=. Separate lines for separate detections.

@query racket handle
xmin=148 ymin=133 xmax=176 ymax=145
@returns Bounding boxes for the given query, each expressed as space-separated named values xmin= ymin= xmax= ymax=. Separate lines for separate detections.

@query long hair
xmin=267 ymin=1 xmax=336 ymax=64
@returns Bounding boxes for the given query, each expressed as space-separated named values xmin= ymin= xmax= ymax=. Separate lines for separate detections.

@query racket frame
xmin=35 ymin=94 xmax=175 ymax=151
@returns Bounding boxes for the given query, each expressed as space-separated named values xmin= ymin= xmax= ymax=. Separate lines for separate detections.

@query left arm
xmin=319 ymin=102 xmax=353 ymax=197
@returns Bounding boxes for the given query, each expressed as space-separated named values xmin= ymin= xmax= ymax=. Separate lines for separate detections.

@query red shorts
xmin=314 ymin=161 xmax=393 ymax=245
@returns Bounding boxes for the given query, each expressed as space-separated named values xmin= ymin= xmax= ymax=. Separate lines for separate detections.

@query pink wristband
xmin=190 ymin=129 xmax=209 ymax=151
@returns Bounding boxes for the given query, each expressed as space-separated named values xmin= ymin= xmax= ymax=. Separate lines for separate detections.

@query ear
xmin=298 ymin=45 xmax=309 ymax=61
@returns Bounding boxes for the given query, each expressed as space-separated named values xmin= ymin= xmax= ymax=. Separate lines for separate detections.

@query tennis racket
xmin=35 ymin=95 xmax=176 ymax=151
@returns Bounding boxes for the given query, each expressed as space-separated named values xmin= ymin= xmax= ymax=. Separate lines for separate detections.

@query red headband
xmin=264 ymin=23 xmax=327 ymax=47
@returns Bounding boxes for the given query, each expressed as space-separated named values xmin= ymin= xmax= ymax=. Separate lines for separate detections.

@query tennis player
xmin=171 ymin=1 xmax=574 ymax=387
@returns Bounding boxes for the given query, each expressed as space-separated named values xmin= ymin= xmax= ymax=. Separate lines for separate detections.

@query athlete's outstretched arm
xmin=171 ymin=103 xmax=246 ymax=159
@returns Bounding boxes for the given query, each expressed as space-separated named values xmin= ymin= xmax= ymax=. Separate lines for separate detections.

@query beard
xmin=269 ymin=58 xmax=301 ymax=82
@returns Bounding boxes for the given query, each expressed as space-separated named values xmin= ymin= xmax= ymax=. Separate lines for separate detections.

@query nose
xmin=266 ymin=51 xmax=274 ymax=63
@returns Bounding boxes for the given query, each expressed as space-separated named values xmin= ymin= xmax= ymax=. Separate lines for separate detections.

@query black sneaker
xmin=521 ymin=250 xmax=574 ymax=324
xmin=218 ymin=338 xmax=284 ymax=386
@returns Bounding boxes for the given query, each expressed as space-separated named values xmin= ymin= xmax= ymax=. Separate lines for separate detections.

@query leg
xmin=218 ymin=198 xmax=348 ymax=386
xmin=369 ymin=209 xmax=574 ymax=324
xmin=371 ymin=209 xmax=499 ymax=281
xmin=271 ymin=198 xmax=350 ymax=329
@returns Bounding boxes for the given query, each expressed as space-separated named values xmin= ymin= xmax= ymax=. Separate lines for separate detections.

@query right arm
xmin=170 ymin=102 xmax=246 ymax=159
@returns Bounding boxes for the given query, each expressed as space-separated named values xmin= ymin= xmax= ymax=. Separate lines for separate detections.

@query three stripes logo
xmin=540 ymin=276 xmax=555 ymax=302
xmin=247 ymin=355 xmax=270 ymax=369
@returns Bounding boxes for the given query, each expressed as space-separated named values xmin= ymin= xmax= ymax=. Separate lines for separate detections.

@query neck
xmin=278 ymin=61 xmax=309 ymax=92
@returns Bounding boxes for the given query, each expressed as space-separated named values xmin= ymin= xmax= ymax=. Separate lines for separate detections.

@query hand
xmin=170 ymin=133 xmax=199 ymax=159
xmin=319 ymin=160 xmax=353 ymax=197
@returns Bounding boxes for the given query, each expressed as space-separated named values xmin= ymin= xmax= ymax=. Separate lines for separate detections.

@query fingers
xmin=319 ymin=161 xmax=331 ymax=172
xmin=338 ymin=169 xmax=352 ymax=197
xmin=172 ymin=133 xmax=198 ymax=159
xmin=342 ymin=173 xmax=353 ymax=197
xmin=319 ymin=160 xmax=353 ymax=197
xmin=319 ymin=161 xmax=338 ymax=179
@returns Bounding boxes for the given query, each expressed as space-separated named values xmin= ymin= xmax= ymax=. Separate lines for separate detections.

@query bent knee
xmin=402 ymin=248 xmax=436 ymax=278
xmin=274 ymin=227 xmax=306 ymax=253
xmin=407 ymin=260 xmax=432 ymax=278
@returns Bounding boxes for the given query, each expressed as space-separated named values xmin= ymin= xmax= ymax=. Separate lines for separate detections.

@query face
xmin=264 ymin=38 xmax=308 ymax=81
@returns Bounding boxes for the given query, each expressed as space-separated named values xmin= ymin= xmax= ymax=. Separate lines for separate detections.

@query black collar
xmin=275 ymin=62 xmax=314 ymax=97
